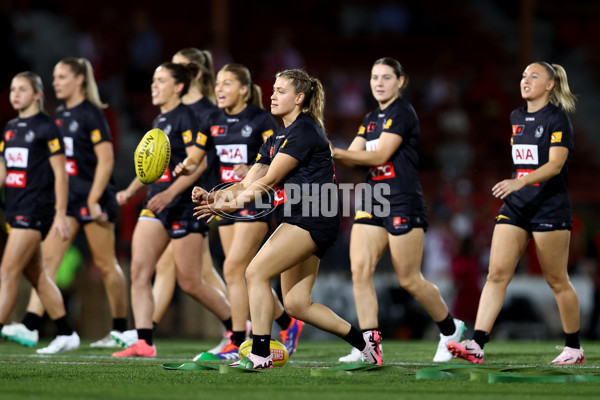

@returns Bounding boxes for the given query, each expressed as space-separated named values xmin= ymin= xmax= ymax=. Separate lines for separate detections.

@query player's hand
xmin=173 ymin=161 xmax=197 ymax=176
xmin=116 ymin=190 xmax=131 ymax=206
xmin=52 ymin=214 xmax=70 ymax=241
xmin=88 ymin=202 xmax=108 ymax=222
xmin=191 ymin=186 xmax=209 ymax=204
xmin=233 ymin=164 xmax=249 ymax=179
xmin=492 ymin=179 xmax=525 ymax=199
xmin=147 ymin=191 xmax=175 ymax=214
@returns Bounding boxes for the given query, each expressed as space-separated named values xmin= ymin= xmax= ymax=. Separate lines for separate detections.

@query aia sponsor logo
xmin=216 ymin=144 xmax=248 ymax=163
xmin=512 ymin=125 xmax=524 ymax=136
xmin=220 ymin=166 xmax=243 ymax=183
xmin=369 ymin=162 xmax=396 ymax=180
xmin=512 ymin=144 xmax=538 ymax=165
xmin=5 ymin=147 xmax=29 ymax=168
xmin=6 ymin=171 xmax=26 ymax=187
xmin=210 ymin=125 xmax=227 ymax=136
xmin=366 ymin=139 xmax=379 ymax=152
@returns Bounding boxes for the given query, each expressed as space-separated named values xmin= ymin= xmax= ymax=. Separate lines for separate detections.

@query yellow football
xmin=238 ymin=339 xmax=289 ymax=367
xmin=134 ymin=128 xmax=171 ymax=184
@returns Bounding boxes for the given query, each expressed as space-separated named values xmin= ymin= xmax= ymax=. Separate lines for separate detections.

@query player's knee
xmin=397 ymin=274 xmax=421 ymax=294
xmin=350 ymin=262 xmax=375 ymax=284
xmin=544 ymin=273 xmax=569 ymax=292
xmin=486 ymin=265 xmax=512 ymax=286
xmin=282 ymin=294 xmax=307 ymax=319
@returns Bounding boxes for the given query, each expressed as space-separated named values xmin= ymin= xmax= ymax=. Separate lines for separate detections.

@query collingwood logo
xmin=535 ymin=125 xmax=544 ymax=138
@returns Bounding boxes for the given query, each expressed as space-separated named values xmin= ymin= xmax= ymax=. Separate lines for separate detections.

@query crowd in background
xmin=1 ymin=0 xmax=599 ymax=341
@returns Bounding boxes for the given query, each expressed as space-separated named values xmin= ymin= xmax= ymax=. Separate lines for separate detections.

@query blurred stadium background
xmin=1 ymin=0 xmax=599 ymax=343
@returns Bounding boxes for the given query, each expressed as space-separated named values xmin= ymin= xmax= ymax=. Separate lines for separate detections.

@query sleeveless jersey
xmin=357 ymin=97 xmax=426 ymax=211
xmin=54 ymin=100 xmax=115 ymax=200
xmin=505 ymin=103 xmax=574 ymax=220
xmin=149 ymin=103 xmax=200 ymax=210
xmin=1 ymin=112 xmax=64 ymax=219
xmin=197 ymin=104 xmax=276 ymax=185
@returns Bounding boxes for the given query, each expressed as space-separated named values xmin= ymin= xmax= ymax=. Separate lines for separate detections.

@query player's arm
xmin=116 ymin=177 xmax=146 ymax=205
xmin=332 ymin=132 xmax=402 ymax=167
xmin=194 ymin=153 xmax=298 ymax=218
xmin=330 ymin=136 xmax=367 ymax=168
xmin=174 ymin=145 xmax=207 ymax=176
xmin=0 ymin=156 xmax=6 ymax=190
xmin=49 ymin=153 xmax=70 ymax=239
xmin=492 ymin=146 xmax=569 ymax=199
xmin=87 ymin=141 xmax=114 ymax=221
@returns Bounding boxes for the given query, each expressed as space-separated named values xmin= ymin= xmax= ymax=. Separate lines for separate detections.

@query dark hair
xmin=158 ymin=62 xmax=194 ymax=98
xmin=219 ymin=63 xmax=263 ymax=108
xmin=373 ymin=57 xmax=409 ymax=94
xmin=276 ymin=69 xmax=325 ymax=131
xmin=532 ymin=62 xmax=576 ymax=113
xmin=14 ymin=71 xmax=45 ymax=111
xmin=174 ymin=48 xmax=216 ymax=103
xmin=58 ymin=57 xmax=107 ymax=109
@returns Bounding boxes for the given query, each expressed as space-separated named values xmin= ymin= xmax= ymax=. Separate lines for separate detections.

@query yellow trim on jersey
xmin=496 ymin=215 xmax=511 ymax=221
xmin=551 ymin=131 xmax=562 ymax=143
xmin=90 ymin=129 xmax=101 ymax=144
xmin=384 ymin=119 xmax=393 ymax=130
xmin=48 ymin=138 xmax=61 ymax=153
xmin=182 ymin=130 xmax=192 ymax=144
xmin=262 ymin=129 xmax=274 ymax=142
xmin=140 ymin=209 xmax=156 ymax=218
xmin=256 ymin=154 xmax=262 ymax=162
xmin=196 ymin=132 xmax=207 ymax=146
xmin=281 ymin=139 xmax=288 ymax=149
xmin=0 ymin=141 xmax=4 ymax=152
xmin=355 ymin=210 xmax=373 ymax=220
xmin=5 ymin=222 xmax=10 ymax=234
xmin=358 ymin=126 xmax=366 ymax=135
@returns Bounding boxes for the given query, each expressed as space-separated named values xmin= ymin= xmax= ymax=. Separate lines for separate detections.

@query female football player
xmin=0 ymin=71 xmax=79 ymax=354
xmin=113 ymin=62 xmax=230 ymax=357
xmin=447 ymin=62 xmax=583 ymax=365
xmin=193 ymin=69 xmax=382 ymax=369
xmin=1 ymin=58 xmax=129 ymax=349
xmin=331 ymin=58 xmax=464 ymax=363
xmin=176 ymin=63 xmax=303 ymax=361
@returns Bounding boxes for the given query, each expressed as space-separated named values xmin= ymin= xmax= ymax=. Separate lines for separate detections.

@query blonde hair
xmin=219 ymin=63 xmax=263 ymax=108
xmin=14 ymin=71 xmax=45 ymax=112
xmin=174 ymin=48 xmax=216 ymax=104
xmin=535 ymin=62 xmax=577 ymax=113
xmin=58 ymin=57 xmax=107 ymax=109
xmin=276 ymin=69 xmax=325 ymax=131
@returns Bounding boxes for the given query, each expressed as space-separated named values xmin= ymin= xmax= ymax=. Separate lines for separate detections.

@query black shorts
xmin=67 ymin=192 xmax=119 ymax=225
xmin=353 ymin=203 xmax=428 ymax=235
xmin=217 ymin=203 xmax=273 ymax=226
xmin=139 ymin=206 xmax=209 ymax=239
xmin=496 ymin=201 xmax=572 ymax=232
xmin=281 ymin=215 xmax=340 ymax=259
xmin=6 ymin=214 xmax=53 ymax=240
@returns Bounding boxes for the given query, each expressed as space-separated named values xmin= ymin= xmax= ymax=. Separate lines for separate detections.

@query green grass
xmin=1 ymin=339 xmax=599 ymax=399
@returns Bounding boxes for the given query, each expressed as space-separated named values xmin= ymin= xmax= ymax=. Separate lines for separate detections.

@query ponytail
xmin=159 ymin=62 xmax=194 ymax=98
xmin=535 ymin=62 xmax=577 ymax=113
xmin=14 ymin=71 xmax=45 ymax=112
xmin=58 ymin=57 xmax=107 ymax=109
xmin=276 ymin=69 xmax=325 ymax=131
xmin=219 ymin=63 xmax=263 ymax=108
xmin=173 ymin=48 xmax=216 ymax=104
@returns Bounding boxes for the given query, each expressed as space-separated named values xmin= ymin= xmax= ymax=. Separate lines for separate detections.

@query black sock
xmin=436 ymin=313 xmax=456 ymax=336
xmin=230 ymin=331 xmax=246 ymax=347
xmin=113 ymin=318 xmax=127 ymax=333
xmin=222 ymin=318 xmax=232 ymax=332
xmin=565 ymin=331 xmax=581 ymax=349
xmin=22 ymin=312 xmax=42 ymax=331
xmin=252 ymin=334 xmax=271 ymax=358
xmin=0 ymin=323 xmax=3 ymax=331
xmin=53 ymin=316 xmax=73 ymax=336
xmin=275 ymin=312 xmax=292 ymax=330
xmin=137 ymin=329 xmax=153 ymax=345
xmin=473 ymin=330 xmax=490 ymax=349
xmin=152 ymin=321 xmax=158 ymax=331
xmin=343 ymin=326 xmax=367 ymax=351
xmin=361 ymin=327 xmax=378 ymax=334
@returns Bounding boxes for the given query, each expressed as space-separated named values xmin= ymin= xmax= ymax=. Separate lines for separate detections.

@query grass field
xmin=0 ymin=338 xmax=598 ymax=399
